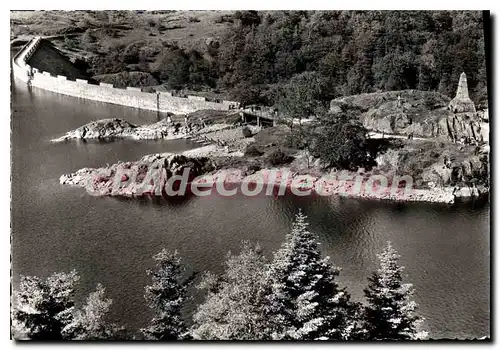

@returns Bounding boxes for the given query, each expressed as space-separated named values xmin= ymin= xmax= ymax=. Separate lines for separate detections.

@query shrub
xmin=233 ymin=11 xmax=261 ymax=27
xmin=267 ymin=149 xmax=293 ymax=166
xmin=311 ymin=112 xmax=376 ymax=171
xmin=71 ymin=57 xmax=90 ymax=73
xmin=80 ymin=30 xmax=98 ymax=52
xmin=214 ymin=14 xmax=234 ymax=24
xmin=246 ymin=163 xmax=262 ymax=174
xmin=244 ymin=144 xmax=264 ymax=157
xmin=122 ymin=41 xmax=145 ymax=64
xmin=142 ymin=86 xmax=156 ymax=93
xmin=151 ymin=49 xmax=190 ymax=88
xmin=87 ymin=53 xmax=128 ymax=75
xmin=242 ymin=126 xmax=253 ymax=138
xmin=430 ymin=150 xmax=440 ymax=158
xmin=93 ymin=71 xmax=158 ymax=88
xmin=63 ymin=36 xmax=78 ymax=50
xmin=423 ymin=94 xmax=447 ymax=110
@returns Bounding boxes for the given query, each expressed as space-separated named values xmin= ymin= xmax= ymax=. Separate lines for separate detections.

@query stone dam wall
xmin=28 ymin=71 xmax=239 ymax=114
xmin=12 ymin=36 xmax=42 ymax=83
xmin=12 ymin=37 xmax=240 ymax=115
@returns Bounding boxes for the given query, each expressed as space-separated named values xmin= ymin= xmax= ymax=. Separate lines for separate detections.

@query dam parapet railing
xmin=12 ymin=37 xmax=240 ymax=115
xmin=12 ymin=36 xmax=42 ymax=83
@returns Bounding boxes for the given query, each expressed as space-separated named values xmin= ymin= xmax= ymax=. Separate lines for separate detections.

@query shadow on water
xmin=114 ymin=193 xmax=197 ymax=209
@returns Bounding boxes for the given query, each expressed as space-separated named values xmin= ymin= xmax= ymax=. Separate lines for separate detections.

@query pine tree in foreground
xmin=12 ymin=271 xmax=80 ymax=340
xmin=264 ymin=210 xmax=362 ymax=340
xmin=141 ymin=249 xmax=189 ymax=340
xmin=191 ymin=242 xmax=270 ymax=340
xmin=363 ymin=242 xmax=428 ymax=340
xmin=12 ymin=271 xmax=122 ymax=340
xmin=62 ymin=283 xmax=123 ymax=340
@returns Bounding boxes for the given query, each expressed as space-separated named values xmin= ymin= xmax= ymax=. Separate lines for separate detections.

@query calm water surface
xmin=11 ymin=81 xmax=490 ymax=339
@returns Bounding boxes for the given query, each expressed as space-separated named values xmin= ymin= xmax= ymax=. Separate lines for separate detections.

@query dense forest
xmin=23 ymin=11 xmax=487 ymax=108
xmin=213 ymin=11 xmax=488 ymax=107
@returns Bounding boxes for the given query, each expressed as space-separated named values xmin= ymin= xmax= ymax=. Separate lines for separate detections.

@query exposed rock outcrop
xmin=61 ymin=153 xmax=479 ymax=203
xmin=53 ymin=117 xmax=259 ymax=156
xmin=51 ymin=118 xmax=187 ymax=141
xmin=60 ymin=153 xmax=214 ymax=197
xmin=330 ymin=89 xmax=485 ymax=143
xmin=376 ymin=141 xmax=489 ymax=199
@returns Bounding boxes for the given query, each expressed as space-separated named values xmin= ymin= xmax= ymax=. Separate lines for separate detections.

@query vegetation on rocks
xmin=376 ymin=139 xmax=489 ymax=189
xmin=12 ymin=11 xmax=490 ymax=193
xmin=244 ymin=144 xmax=264 ymax=157
xmin=310 ymin=112 xmax=376 ymax=171
xmin=52 ymin=118 xmax=190 ymax=142
xmin=266 ymin=148 xmax=294 ymax=167
xmin=241 ymin=126 xmax=253 ymax=138
xmin=59 ymin=152 xmax=215 ymax=197
xmin=330 ymin=90 xmax=485 ymax=143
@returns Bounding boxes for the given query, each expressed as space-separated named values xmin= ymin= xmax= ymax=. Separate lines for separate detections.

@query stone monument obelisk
xmin=448 ymin=72 xmax=476 ymax=113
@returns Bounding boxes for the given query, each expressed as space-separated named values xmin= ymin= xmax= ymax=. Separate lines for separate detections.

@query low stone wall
xmin=12 ymin=37 xmax=42 ymax=83
xmin=12 ymin=37 xmax=240 ymax=115
xmin=20 ymin=70 xmax=240 ymax=114
xmin=27 ymin=71 xmax=239 ymax=114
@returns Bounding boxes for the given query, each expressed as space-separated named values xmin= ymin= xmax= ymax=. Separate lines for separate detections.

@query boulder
xmin=60 ymin=153 xmax=215 ymax=197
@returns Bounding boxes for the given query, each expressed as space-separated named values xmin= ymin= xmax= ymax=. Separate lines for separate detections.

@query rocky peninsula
xmin=52 ymin=118 xmax=189 ymax=142
xmin=51 ymin=115 xmax=260 ymax=151
xmin=60 ymin=140 xmax=489 ymax=204
xmin=57 ymin=76 xmax=490 ymax=204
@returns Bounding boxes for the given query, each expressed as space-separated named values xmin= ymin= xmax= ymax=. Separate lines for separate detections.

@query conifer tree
xmin=363 ymin=242 xmax=428 ymax=340
xmin=141 ymin=249 xmax=189 ymax=340
xmin=12 ymin=271 xmax=80 ymax=340
xmin=264 ymin=210 xmax=361 ymax=340
xmin=191 ymin=242 xmax=270 ymax=340
xmin=62 ymin=284 xmax=122 ymax=340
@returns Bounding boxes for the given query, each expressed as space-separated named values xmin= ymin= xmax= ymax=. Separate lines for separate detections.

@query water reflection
xmin=10 ymin=83 xmax=490 ymax=339
xmin=115 ymin=193 xmax=197 ymax=209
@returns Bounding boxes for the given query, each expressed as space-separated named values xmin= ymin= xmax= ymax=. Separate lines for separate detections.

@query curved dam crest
xmin=12 ymin=37 xmax=240 ymax=115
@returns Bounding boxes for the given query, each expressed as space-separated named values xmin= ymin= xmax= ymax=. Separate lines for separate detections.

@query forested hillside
xmin=217 ymin=11 xmax=487 ymax=107
xmin=11 ymin=11 xmax=488 ymax=107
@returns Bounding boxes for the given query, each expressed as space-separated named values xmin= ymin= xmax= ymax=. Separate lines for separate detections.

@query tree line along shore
xmin=12 ymin=212 xmax=429 ymax=341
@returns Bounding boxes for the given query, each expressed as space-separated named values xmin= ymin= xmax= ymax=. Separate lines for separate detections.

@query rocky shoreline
xmin=54 ymin=108 xmax=489 ymax=205
xmin=51 ymin=117 xmax=259 ymax=152
xmin=59 ymin=149 xmax=488 ymax=204
xmin=51 ymin=118 xmax=184 ymax=142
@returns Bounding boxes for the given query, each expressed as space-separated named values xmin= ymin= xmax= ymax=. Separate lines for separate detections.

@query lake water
xmin=10 ymin=80 xmax=490 ymax=339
